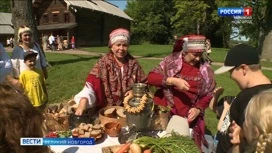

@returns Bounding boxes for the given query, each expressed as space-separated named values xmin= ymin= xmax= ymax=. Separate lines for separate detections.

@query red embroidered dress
xmin=148 ymin=52 xmax=216 ymax=150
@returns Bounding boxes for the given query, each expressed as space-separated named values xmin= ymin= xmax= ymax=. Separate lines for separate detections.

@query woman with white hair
xmin=10 ymin=26 xmax=48 ymax=81
xmin=0 ymin=43 xmax=12 ymax=82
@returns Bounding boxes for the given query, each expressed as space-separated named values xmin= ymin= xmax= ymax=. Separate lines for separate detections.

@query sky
xmin=107 ymin=0 xmax=127 ymax=10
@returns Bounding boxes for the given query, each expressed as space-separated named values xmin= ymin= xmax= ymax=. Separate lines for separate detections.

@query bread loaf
xmin=73 ymin=123 xmax=104 ymax=140
xmin=90 ymin=130 xmax=101 ymax=137
xmin=116 ymin=109 xmax=126 ymax=118
xmin=83 ymin=125 xmax=89 ymax=131
xmin=87 ymin=124 xmax=93 ymax=129
xmin=84 ymin=132 xmax=91 ymax=138
xmin=93 ymin=124 xmax=101 ymax=130
xmin=78 ymin=129 xmax=85 ymax=135
xmin=104 ymin=108 xmax=116 ymax=117
xmin=96 ymin=134 xmax=103 ymax=139
xmin=79 ymin=123 xmax=86 ymax=129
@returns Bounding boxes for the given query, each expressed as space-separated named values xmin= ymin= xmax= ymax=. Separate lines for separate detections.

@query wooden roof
xmin=37 ymin=23 xmax=78 ymax=30
xmin=33 ymin=0 xmax=132 ymax=21
xmin=0 ymin=12 xmax=14 ymax=34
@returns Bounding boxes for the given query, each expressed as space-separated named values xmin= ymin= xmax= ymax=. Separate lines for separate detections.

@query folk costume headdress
xmin=172 ymin=35 xmax=206 ymax=53
xmin=108 ymin=28 xmax=130 ymax=47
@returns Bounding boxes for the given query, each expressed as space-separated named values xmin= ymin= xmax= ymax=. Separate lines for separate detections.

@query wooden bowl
xmin=99 ymin=106 xmax=127 ymax=127
xmin=104 ymin=122 xmax=121 ymax=137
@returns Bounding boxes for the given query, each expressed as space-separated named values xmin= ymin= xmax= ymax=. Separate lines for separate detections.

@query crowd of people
xmin=0 ymin=26 xmax=271 ymax=153
xmin=42 ymin=33 xmax=75 ymax=51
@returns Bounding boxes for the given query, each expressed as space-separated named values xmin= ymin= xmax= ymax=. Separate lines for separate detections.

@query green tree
xmin=0 ymin=0 xmax=11 ymax=12
xmin=125 ymin=0 xmax=174 ymax=44
xmin=171 ymin=1 xmax=209 ymax=35
xmin=231 ymin=0 xmax=272 ymax=60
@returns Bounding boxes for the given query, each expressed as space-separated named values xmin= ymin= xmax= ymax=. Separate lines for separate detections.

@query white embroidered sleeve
xmin=74 ymin=82 xmax=96 ymax=108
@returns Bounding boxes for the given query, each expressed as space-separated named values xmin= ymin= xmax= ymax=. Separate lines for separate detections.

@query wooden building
xmin=33 ymin=0 xmax=132 ymax=46
xmin=0 ymin=12 xmax=14 ymax=46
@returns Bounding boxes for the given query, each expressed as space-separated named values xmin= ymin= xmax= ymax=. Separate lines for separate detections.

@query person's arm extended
xmin=147 ymin=72 xmax=164 ymax=87
xmin=195 ymin=94 xmax=213 ymax=113
xmin=74 ymin=74 xmax=106 ymax=115
xmin=148 ymin=72 xmax=190 ymax=91
xmin=75 ymin=98 xmax=88 ymax=116
xmin=74 ymin=83 xmax=96 ymax=115
xmin=217 ymin=101 xmax=230 ymax=130
xmin=34 ymin=42 xmax=48 ymax=79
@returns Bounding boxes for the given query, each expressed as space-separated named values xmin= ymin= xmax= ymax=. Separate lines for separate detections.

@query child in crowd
xmin=209 ymin=87 xmax=235 ymax=151
xmin=19 ymin=51 xmax=48 ymax=111
xmin=209 ymin=87 xmax=235 ymax=128
xmin=230 ymin=89 xmax=272 ymax=153
xmin=214 ymin=44 xmax=272 ymax=153
xmin=71 ymin=36 xmax=76 ymax=49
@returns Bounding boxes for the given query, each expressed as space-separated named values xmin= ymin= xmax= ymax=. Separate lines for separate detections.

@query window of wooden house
xmin=64 ymin=12 xmax=70 ymax=23
xmin=43 ymin=13 xmax=49 ymax=23
xmin=52 ymin=11 xmax=59 ymax=23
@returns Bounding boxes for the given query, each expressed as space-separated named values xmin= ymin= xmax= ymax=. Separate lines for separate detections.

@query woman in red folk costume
xmin=148 ymin=35 xmax=216 ymax=151
xmin=74 ymin=28 xmax=147 ymax=115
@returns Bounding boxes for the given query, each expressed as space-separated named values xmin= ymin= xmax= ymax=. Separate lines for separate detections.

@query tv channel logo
xmin=218 ymin=7 xmax=252 ymax=16
xmin=20 ymin=138 xmax=43 ymax=146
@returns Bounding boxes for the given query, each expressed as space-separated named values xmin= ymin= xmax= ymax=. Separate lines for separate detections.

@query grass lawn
xmin=82 ymin=45 xmax=272 ymax=68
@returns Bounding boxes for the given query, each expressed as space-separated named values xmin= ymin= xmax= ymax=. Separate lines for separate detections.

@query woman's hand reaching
xmin=75 ymin=106 xmax=84 ymax=116
xmin=188 ymin=107 xmax=201 ymax=122
xmin=75 ymin=98 xmax=88 ymax=116
xmin=167 ymin=77 xmax=190 ymax=91
xmin=124 ymin=90 xmax=133 ymax=97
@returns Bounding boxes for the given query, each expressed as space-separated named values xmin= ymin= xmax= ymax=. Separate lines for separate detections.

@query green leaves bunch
xmin=133 ymin=132 xmax=198 ymax=153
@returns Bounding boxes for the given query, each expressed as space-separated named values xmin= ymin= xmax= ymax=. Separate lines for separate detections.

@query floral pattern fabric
xmin=89 ymin=52 xmax=147 ymax=106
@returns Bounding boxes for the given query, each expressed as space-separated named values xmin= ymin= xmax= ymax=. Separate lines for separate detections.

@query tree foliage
xmin=0 ymin=0 xmax=11 ymax=12
xmin=229 ymin=0 xmax=272 ymax=59
xmin=171 ymin=1 xmax=210 ymax=35
xmin=125 ymin=0 xmax=174 ymax=44
xmin=125 ymin=0 xmax=236 ymax=47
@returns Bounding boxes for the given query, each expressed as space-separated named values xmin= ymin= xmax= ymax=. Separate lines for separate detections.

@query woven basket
xmin=44 ymin=113 xmax=69 ymax=131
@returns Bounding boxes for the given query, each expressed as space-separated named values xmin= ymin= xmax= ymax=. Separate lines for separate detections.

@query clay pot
xmin=104 ymin=122 xmax=121 ymax=137
xmin=99 ymin=106 xmax=126 ymax=127
xmin=69 ymin=114 xmax=91 ymax=130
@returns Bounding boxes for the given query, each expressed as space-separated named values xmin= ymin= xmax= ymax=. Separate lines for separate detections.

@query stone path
xmin=5 ymin=47 xmax=272 ymax=70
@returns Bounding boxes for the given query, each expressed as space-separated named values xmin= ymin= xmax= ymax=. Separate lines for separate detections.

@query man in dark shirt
xmin=214 ymin=44 xmax=272 ymax=153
